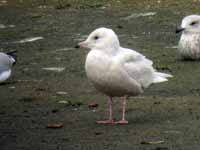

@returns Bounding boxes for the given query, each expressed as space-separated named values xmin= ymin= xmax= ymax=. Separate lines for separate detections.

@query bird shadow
xmin=0 ymin=81 xmax=17 ymax=86
xmin=178 ymin=57 xmax=200 ymax=62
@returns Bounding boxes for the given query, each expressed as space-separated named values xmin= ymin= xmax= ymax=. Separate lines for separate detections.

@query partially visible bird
xmin=78 ymin=27 xmax=172 ymax=125
xmin=176 ymin=15 xmax=200 ymax=60
xmin=0 ymin=50 xmax=17 ymax=83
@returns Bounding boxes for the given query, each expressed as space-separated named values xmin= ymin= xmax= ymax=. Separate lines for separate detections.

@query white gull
xmin=79 ymin=27 xmax=172 ymax=124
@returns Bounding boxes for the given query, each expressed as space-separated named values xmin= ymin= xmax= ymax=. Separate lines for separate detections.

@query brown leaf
xmin=46 ymin=123 xmax=64 ymax=129
xmin=88 ymin=102 xmax=99 ymax=108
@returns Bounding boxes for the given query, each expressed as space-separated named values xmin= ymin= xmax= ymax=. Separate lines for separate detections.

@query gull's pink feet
xmin=96 ymin=120 xmax=115 ymax=124
xmin=115 ymin=120 xmax=128 ymax=125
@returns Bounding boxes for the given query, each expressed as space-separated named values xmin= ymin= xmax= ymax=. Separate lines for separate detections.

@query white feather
xmin=153 ymin=72 xmax=172 ymax=83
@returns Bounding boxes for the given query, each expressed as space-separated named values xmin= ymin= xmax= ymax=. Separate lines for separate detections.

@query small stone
xmin=154 ymin=101 xmax=161 ymax=104
xmin=58 ymin=100 xmax=69 ymax=104
xmin=56 ymin=91 xmax=68 ymax=95
xmin=51 ymin=109 xmax=59 ymax=113
xmin=116 ymin=25 xmax=123 ymax=29
xmin=141 ymin=140 xmax=164 ymax=145
xmin=94 ymin=131 xmax=103 ymax=135
xmin=74 ymin=45 xmax=80 ymax=49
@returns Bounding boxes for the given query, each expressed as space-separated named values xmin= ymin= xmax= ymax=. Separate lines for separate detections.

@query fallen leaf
xmin=88 ymin=102 xmax=99 ymax=108
xmin=46 ymin=123 xmax=64 ymax=129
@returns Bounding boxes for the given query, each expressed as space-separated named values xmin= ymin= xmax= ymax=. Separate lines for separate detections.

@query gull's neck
xmin=95 ymin=46 xmax=120 ymax=56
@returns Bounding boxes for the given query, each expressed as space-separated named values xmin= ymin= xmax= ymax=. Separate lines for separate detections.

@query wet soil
xmin=0 ymin=0 xmax=200 ymax=150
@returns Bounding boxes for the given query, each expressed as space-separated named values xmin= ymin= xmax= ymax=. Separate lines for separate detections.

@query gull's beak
xmin=176 ymin=27 xmax=185 ymax=33
xmin=78 ymin=41 xmax=89 ymax=49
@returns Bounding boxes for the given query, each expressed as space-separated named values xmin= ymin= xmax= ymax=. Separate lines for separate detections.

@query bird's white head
xmin=176 ymin=15 xmax=200 ymax=34
xmin=78 ymin=27 xmax=120 ymax=53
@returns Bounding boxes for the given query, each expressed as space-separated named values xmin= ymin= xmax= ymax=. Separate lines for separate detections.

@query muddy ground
xmin=0 ymin=0 xmax=200 ymax=150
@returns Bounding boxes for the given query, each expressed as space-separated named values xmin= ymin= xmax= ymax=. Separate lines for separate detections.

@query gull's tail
xmin=6 ymin=50 xmax=17 ymax=65
xmin=153 ymin=72 xmax=173 ymax=83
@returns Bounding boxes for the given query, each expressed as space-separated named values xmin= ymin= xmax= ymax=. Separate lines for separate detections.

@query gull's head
xmin=78 ymin=27 xmax=120 ymax=51
xmin=176 ymin=15 xmax=200 ymax=34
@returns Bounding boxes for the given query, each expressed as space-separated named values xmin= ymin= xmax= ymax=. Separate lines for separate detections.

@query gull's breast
xmin=85 ymin=51 xmax=114 ymax=88
xmin=0 ymin=69 xmax=11 ymax=83
xmin=179 ymin=34 xmax=200 ymax=59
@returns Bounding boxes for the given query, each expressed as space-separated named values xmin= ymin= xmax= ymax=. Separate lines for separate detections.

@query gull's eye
xmin=190 ymin=21 xmax=197 ymax=26
xmin=94 ymin=36 xmax=99 ymax=40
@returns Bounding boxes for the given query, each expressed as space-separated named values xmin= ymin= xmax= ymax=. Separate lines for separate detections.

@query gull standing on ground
xmin=0 ymin=51 xmax=17 ymax=83
xmin=79 ymin=27 xmax=172 ymax=124
xmin=176 ymin=15 xmax=200 ymax=60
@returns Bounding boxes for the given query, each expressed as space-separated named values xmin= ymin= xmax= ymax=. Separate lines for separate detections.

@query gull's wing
xmin=0 ymin=66 xmax=9 ymax=73
xmin=0 ymin=66 xmax=11 ymax=82
xmin=116 ymin=47 xmax=155 ymax=88
xmin=0 ymin=53 xmax=10 ymax=67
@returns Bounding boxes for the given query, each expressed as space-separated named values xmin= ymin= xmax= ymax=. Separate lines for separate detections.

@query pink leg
xmin=115 ymin=96 xmax=128 ymax=124
xmin=96 ymin=97 xmax=114 ymax=124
